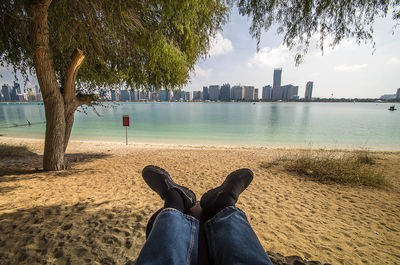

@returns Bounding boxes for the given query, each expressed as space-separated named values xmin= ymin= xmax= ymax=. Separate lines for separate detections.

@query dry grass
xmin=0 ymin=144 xmax=36 ymax=157
xmin=261 ymin=150 xmax=388 ymax=188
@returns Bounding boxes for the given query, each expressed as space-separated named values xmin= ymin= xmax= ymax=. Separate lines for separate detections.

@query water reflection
xmin=266 ymin=103 xmax=279 ymax=135
xmin=300 ymin=103 xmax=311 ymax=134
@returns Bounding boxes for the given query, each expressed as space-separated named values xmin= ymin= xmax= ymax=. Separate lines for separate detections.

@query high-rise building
xmin=254 ymin=88 xmax=259 ymax=100
xmin=231 ymin=86 xmax=244 ymax=101
xmin=272 ymin=68 xmax=282 ymax=99
xmin=28 ymin=91 xmax=37 ymax=102
xmin=285 ymin=85 xmax=299 ymax=100
xmin=150 ymin=92 xmax=158 ymax=101
xmin=271 ymin=86 xmax=284 ymax=100
xmin=159 ymin=90 xmax=168 ymax=101
xmin=35 ymin=85 xmax=40 ymax=95
xmin=120 ymin=90 xmax=131 ymax=101
xmin=182 ymin=91 xmax=187 ymax=101
xmin=396 ymin=88 xmax=400 ymax=99
xmin=1 ymin=84 xmax=12 ymax=101
xmin=139 ymin=91 xmax=149 ymax=100
xmin=130 ymin=90 xmax=138 ymax=101
xmin=220 ymin=84 xmax=231 ymax=101
xmin=243 ymin=86 xmax=254 ymax=101
xmin=209 ymin=85 xmax=220 ymax=101
xmin=193 ymin=91 xmax=202 ymax=101
xmin=11 ymin=87 xmax=20 ymax=101
xmin=202 ymin=86 xmax=209 ymax=100
xmin=273 ymin=68 xmax=282 ymax=88
xmin=13 ymin=82 xmax=22 ymax=94
xmin=185 ymin=91 xmax=192 ymax=101
xmin=262 ymin=85 xmax=272 ymax=100
xmin=173 ymin=91 xmax=180 ymax=101
xmin=305 ymin=81 xmax=313 ymax=101
xmin=111 ymin=90 xmax=119 ymax=101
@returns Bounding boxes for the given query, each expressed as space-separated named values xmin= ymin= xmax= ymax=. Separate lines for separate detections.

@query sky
xmin=1 ymin=9 xmax=399 ymax=99
xmin=184 ymin=9 xmax=400 ymax=98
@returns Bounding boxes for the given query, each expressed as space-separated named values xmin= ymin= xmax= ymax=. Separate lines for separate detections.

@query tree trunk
xmin=29 ymin=0 xmax=66 ymax=171
xmin=64 ymin=112 xmax=74 ymax=153
xmin=28 ymin=1 xmax=98 ymax=170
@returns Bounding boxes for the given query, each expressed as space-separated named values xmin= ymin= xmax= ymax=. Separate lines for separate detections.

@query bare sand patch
xmin=1 ymin=137 xmax=399 ymax=264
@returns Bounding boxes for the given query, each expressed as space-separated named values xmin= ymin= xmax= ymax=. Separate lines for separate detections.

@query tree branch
xmin=76 ymin=94 xmax=99 ymax=107
xmin=63 ymin=48 xmax=85 ymax=102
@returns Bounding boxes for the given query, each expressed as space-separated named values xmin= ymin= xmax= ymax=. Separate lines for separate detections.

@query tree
xmin=0 ymin=0 xmax=229 ymax=170
xmin=1 ymin=0 xmax=398 ymax=170
xmin=236 ymin=0 xmax=399 ymax=64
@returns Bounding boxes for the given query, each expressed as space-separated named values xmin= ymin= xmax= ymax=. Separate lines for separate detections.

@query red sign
xmin=123 ymin=115 xmax=130 ymax=127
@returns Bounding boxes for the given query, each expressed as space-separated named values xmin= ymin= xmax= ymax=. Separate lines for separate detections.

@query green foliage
xmin=236 ymin=0 xmax=400 ymax=64
xmin=1 ymin=0 xmax=399 ymax=87
xmin=0 ymin=144 xmax=36 ymax=157
xmin=261 ymin=150 xmax=388 ymax=188
xmin=0 ymin=0 xmax=229 ymax=91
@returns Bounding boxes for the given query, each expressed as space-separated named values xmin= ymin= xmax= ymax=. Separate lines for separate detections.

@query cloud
xmin=208 ymin=32 xmax=234 ymax=57
xmin=247 ymin=45 xmax=291 ymax=68
xmin=334 ymin=64 xmax=368 ymax=72
xmin=193 ymin=65 xmax=212 ymax=78
xmin=387 ymin=56 xmax=400 ymax=65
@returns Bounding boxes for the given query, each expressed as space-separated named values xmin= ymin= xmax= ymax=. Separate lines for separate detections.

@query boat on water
xmin=388 ymin=105 xmax=397 ymax=111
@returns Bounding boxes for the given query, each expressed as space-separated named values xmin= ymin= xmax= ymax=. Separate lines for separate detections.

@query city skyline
xmin=0 ymin=9 xmax=399 ymax=99
xmin=183 ymin=10 xmax=400 ymax=98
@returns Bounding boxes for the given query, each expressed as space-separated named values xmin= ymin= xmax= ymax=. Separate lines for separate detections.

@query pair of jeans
xmin=136 ymin=206 xmax=273 ymax=265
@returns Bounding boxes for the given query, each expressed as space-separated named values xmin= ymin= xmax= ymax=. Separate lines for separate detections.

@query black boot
xmin=200 ymin=168 xmax=253 ymax=216
xmin=142 ymin=165 xmax=196 ymax=211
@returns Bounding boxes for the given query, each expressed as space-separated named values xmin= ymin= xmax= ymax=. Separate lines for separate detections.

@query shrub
xmin=0 ymin=144 xmax=36 ymax=157
xmin=261 ymin=150 xmax=388 ymax=188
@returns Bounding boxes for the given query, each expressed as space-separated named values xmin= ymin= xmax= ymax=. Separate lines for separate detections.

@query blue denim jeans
xmin=136 ymin=206 xmax=273 ymax=265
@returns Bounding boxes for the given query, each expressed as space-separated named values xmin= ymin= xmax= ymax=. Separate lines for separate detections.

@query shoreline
xmin=1 ymin=135 xmax=400 ymax=153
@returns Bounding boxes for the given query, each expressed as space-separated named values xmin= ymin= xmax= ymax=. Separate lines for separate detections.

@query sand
xmin=0 ymin=137 xmax=400 ymax=265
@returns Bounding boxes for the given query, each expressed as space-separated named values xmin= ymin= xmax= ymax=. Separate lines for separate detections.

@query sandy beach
xmin=0 ymin=136 xmax=400 ymax=265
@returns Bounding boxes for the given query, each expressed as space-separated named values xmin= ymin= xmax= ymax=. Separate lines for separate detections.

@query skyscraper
xmin=271 ymin=68 xmax=282 ymax=100
xmin=173 ymin=91 xmax=180 ymax=101
xmin=284 ymin=85 xmax=299 ymax=100
xmin=396 ymin=88 xmax=400 ymax=100
xmin=13 ymin=82 xmax=22 ymax=94
xmin=231 ymin=86 xmax=244 ymax=100
xmin=185 ymin=91 xmax=192 ymax=101
xmin=209 ymin=85 xmax=220 ymax=101
xmin=305 ymin=81 xmax=313 ymax=101
xmin=11 ymin=86 xmax=20 ymax=101
xmin=131 ymin=90 xmax=138 ymax=101
xmin=159 ymin=90 xmax=168 ymax=101
xmin=262 ymin=85 xmax=272 ymax=100
xmin=119 ymin=90 xmax=131 ymax=101
xmin=1 ymin=84 xmax=12 ymax=101
xmin=193 ymin=91 xmax=202 ymax=101
xmin=254 ymin=88 xmax=259 ymax=100
xmin=220 ymin=84 xmax=231 ymax=101
xmin=180 ymin=91 xmax=186 ymax=101
xmin=111 ymin=90 xmax=119 ymax=101
xmin=243 ymin=86 xmax=254 ymax=101
xmin=202 ymin=86 xmax=209 ymax=100
xmin=273 ymin=68 xmax=282 ymax=88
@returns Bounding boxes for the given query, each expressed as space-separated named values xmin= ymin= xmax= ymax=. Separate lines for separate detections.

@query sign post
xmin=123 ymin=115 xmax=130 ymax=145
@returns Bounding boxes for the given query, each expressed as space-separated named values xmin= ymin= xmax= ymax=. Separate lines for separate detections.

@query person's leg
xmin=201 ymin=169 xmax=273 ymax=265
xmin=136 ymin=165 xmax=199 ymax=265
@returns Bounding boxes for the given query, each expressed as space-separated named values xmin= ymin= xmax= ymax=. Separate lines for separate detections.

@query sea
xmin=0 ymin=102 xmax=399 ymax=150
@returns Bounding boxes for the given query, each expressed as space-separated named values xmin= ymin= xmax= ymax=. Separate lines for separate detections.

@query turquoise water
xmin=0 ymin=102 xmax=399 ymax=150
